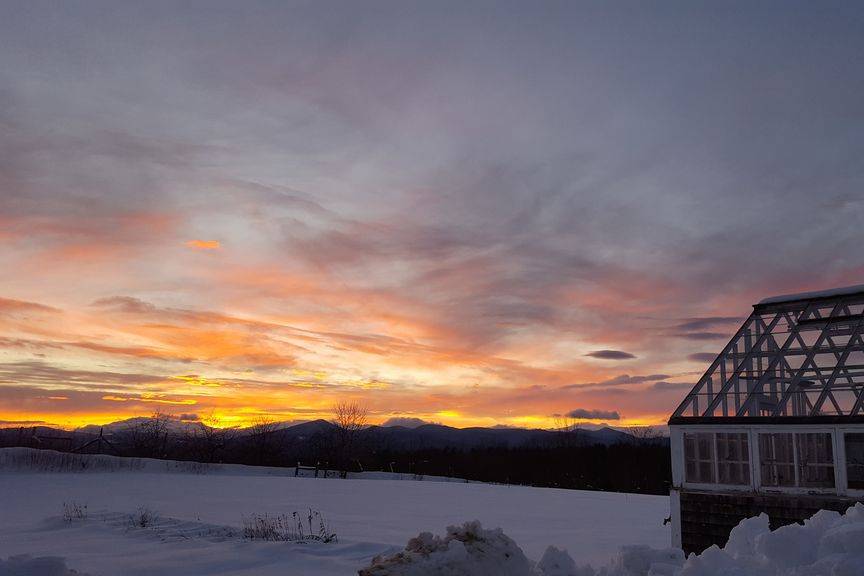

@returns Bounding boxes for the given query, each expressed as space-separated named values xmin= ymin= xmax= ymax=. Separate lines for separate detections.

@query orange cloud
xmin=186 ymin=240 xmax=221 ymax=250
xmin=0 ymin=257 xmax=697 ymax=429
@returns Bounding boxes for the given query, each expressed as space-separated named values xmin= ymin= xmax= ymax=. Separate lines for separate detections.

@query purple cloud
xmin=585 ymin=350 xmax=637 ymax=360
xmin=566 ymin=408 xmax=621 ymax=420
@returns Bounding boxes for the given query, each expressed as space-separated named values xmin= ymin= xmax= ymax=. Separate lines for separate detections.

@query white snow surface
xmin=0 ymin=447 xmax=469 ymax=482
xmin=361 ymin=507 xmax=864 ymax=576
xmin=3 ymin=449 xmax=863 ymax=575
xmin=0 ymin=555 xmax=91 ymax=576
xmin=0 ymin=448 xmax=669 ymax=575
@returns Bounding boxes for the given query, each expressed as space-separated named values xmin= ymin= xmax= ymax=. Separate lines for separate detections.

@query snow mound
xmin=358 ymin=520 xmax=534 ymax=576
xmin=603 ymin=545 xmax=685 ymax=576
xmin=537 ymin=546 xmax=594 ymax=576
xmin=360 ymin=504 xmax=864 ymax=576
xmin=0 ymin=555 xmax=89 ymax=576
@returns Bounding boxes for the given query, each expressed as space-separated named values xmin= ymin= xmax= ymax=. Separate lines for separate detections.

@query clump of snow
xmin=361 ymin=504 xmax=864 ymax=576
xmin=358 ymin=520 xmax=534 ymax=576
xmin=537 ymin=546 xmax=593 ymax=576
xmin=0 ymin=555 xmax=89 ymax=576
xmin=721 ymin=512 xmax=767 ymax=558
xmin=604 ymin=545 xmax=685 ymax=576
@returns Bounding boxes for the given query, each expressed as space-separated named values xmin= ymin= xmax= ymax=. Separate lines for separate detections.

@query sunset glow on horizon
xmin=2 ymin=2 xmax=863 ymax=431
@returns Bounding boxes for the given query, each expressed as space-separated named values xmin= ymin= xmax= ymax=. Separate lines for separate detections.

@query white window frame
xmin=683 ymin=431 xmax=717 ymax=485
xmin=670 ymin=423 xmax=864 ymax=496
xmin=795 ymin=431 xmax=837 ymax=489
xmin=841 ymin=431 xmax=864 ymax=497
xmin=716 ymin=431 xmax=752 ymax=486
xmin=677 ymin=428 xmax=752 ymax=492
xmin=752 ymin=427 xmax=839 ymax=494
xmin=757 ymin=431 xmax=797 ymax=489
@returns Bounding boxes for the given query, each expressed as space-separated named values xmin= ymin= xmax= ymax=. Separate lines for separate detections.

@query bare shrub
xmin=129 ymin=506 xmax=157 ymax=528
xmin=242 ymin=513 xmax=288 ymax=541
xmin=242 ymin=509 xmax=336 ymax=543
xmin=62 ymin=501 xmax=87 ymax=522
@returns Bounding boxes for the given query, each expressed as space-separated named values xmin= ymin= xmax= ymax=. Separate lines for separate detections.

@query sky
xmin=1 ymin=1 xmax=863 ymax=429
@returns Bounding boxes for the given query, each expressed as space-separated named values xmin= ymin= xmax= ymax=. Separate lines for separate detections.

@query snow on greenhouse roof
xmin=757 ymin=284 xmax=864 ymax=306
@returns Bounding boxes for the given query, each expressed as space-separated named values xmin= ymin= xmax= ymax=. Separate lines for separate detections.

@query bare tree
xmin=184 ymin=412 xmax=236 ymax=463
xmin=625 ymin=425 xmax=663 ymax=444
xmin=127 ymin=411 xmax=173 ymax=458
xmin=248 ymin=416 xmax=278 ymax=466
xmin=334 ymin=401 xmax=368 ymax=434
xmin=552 ymin=414 xmax=582 ymax=448
xmin=331 ymin=401 xmax=368 ymax=476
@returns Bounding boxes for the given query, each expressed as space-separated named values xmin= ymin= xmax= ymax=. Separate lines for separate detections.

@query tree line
xmin=1 ymin=403 xmax=671 ymax=495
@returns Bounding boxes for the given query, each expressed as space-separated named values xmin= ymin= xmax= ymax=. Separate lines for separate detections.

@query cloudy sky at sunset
xmin=2 ymin=1 xmax=863 ymax=429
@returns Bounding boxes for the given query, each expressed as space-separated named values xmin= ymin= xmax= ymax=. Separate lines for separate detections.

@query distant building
xmin=669 ymin=285 xmax=864 ymax=554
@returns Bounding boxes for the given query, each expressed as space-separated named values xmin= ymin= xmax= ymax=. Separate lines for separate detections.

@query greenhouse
xmin=669 ymin=284 xmax=864 ymax=553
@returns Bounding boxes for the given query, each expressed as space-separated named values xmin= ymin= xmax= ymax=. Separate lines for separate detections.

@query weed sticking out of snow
xmin=241 ymin=509 xmax=336 ymax=543
xmin=129 ymin=506 xmax=157 ymax=529
xmin=61 ymin=502 xmax=87 ymax=522
xmin=360 ymin=505 xmax=864 ymax=576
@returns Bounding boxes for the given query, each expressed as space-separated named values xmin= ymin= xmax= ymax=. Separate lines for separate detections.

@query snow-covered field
xmin=3 ymin=449 xmax=864 ymax=575
xmin=0 ymin=448 xmax=670 ymax=575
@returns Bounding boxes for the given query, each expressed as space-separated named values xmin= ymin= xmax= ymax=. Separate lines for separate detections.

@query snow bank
xmin=0 ymin=555 xmax=89 ymax=576
xmin=360 ymin=505 xmax=864 ymax=576
xmin=359 ymin=520 xmax=534 ymax=576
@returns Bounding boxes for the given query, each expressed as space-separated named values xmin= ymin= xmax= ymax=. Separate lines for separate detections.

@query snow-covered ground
xmin=361 ymin=507 xmax=864 ymax=576
xmin=0 ymin=448 xmax=670 ymax=575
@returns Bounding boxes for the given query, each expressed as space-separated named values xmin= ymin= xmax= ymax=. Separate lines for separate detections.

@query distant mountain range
xmin=76 ymin=417 xmax=207 ymax=436
xmin=360 ymin=422 xmax=639 ymax=450
xmin=2 ymin=417 xmax=665 ymax=453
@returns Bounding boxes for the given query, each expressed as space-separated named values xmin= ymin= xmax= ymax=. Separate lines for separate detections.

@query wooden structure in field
xmin=669 ymin=284 xmax=864 ymax=553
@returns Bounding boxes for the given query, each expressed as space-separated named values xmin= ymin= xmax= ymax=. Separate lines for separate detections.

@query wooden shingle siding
xmin=679 ymin=489 xmax=863 ymax=554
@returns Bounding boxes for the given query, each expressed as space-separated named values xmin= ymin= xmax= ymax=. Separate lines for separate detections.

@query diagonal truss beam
xmin=770 ymin=300 xmax=847 ymax=416
xmin=700 ymin=311 xmax=786 ymax=417
xmin=736 ymin=307 xmax=823 ymax=416
xmin=809 ymin=314 xmax=864 ymax=416
xmin=671 ymin=314 xmax=757 ymax=417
